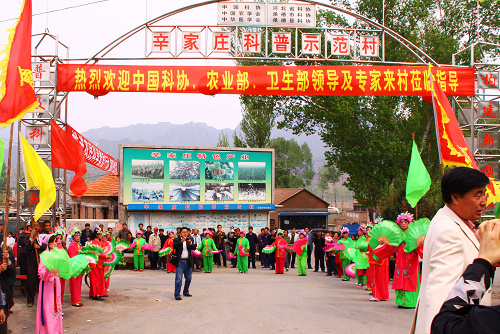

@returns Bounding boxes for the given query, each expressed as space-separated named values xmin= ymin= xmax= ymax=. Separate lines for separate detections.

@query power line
xmin=0 ymin=0 xmax=110 ymax=23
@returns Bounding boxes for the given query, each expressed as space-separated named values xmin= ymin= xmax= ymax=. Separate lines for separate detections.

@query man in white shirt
xmin=412 ymin=167 xmax=493 ymax=334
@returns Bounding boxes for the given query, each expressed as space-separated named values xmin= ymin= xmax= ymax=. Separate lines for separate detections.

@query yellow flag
xmin=19 ymin=134 xmax=56 ymax=221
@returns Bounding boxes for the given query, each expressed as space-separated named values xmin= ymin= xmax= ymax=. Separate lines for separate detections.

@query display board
xmin=122 ymin=146 xmax=274 ymax=209
xmin=129 ymin=211 xmax=267 ymax=232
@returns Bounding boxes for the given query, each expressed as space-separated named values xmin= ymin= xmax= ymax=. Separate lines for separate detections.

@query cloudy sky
xmin=1 ymin=0 xmax=334 ymax=136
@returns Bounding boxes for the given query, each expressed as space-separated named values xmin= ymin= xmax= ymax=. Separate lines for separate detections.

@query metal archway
xmin=81 ymin=0 xmax=439 ymax=66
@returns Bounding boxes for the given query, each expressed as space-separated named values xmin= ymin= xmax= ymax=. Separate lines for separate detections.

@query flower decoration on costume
xmin=340 ymin=227 xmax=350 ymax=235
xmin=70 ymin=228 xmax=81 ymax=236
xmin=374 ymin=217 xmax=383 ymax=224
xmin=396 ymin=211 xmax=414 ymax=225
xmin=276 ymin=229 xmax=284 ymax=235
xmin=357 ymin=225 xmax=366 ymax=233
xmin=298 ymin=230 xmax=306 ymax=236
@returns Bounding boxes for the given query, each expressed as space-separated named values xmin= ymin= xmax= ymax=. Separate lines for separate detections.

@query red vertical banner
xmin=0 ymin=0 xmax=38 ymax=127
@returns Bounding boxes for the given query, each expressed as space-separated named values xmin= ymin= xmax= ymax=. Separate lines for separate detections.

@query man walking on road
xmin=173 ymin=227 xmax=196 ymax=300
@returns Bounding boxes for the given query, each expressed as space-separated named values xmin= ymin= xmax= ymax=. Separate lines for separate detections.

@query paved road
xmin=10 ymin=265 xmax=422 ymax=334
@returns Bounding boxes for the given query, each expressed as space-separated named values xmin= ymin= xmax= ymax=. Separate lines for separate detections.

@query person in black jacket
xmin=245 ymin=227 xmax=259 ymax=269
xmin=80 ymin=223 xmax=92 ymax=246
xmin=267 ymin=229 xmax=277 ymax=270
xmin=172 ymin=227 xmax=196 ymax=300
xmin=313 ymin=231 xmax=326 ymax=272
xmin=431 ymin=220 xmax=500 ymax=333
xmin=0 ymin=249 xmax=15 ymax=315
xmin=17 ymin=223 xmax=33 ymax=276
xmin=23 ymin=226 xmax=40 ymax=307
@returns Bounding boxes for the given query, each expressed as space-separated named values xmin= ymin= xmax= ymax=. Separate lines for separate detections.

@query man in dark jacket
xmin=172 ymin=227 xmax=196 ymax=300
xmin=17 ymin=224 xmax=32 ymax=275
xmin=213 ymin=225 xmax=226 ymax=267
xmin=23 ymin=227 xmax=40 ymax=307
xmin=313 ymin=230 xmax=326 ymax=272
xmin=80 ymin=223 xmax=92 ymax=246
xmin=245 ymin=227 xmax=259 ymax=269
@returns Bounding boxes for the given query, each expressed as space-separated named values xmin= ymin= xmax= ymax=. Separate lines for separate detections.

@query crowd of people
xmin=0 ymin=167 xmax=498 ymax=333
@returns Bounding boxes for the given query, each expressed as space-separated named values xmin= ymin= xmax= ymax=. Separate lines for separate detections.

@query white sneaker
xmin=370 ymin=297 xmax=379 ymax=302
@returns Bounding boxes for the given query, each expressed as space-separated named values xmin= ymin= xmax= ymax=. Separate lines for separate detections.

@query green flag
xmin=406 ymin=140 xmax=431 ymax=208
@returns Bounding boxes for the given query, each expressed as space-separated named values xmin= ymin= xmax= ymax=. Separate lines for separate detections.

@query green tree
xmin=318 ymin=163 xmax=341 ymax=200
xmin=0 ymin=163 xmax=6 ymax=192
xmin=238 ymin=95 xmax=277 ymax=148
xmin=232 ymin=132 xmax=246 ymax=148
xmin=269 ymin=137 xmax=314 ymax=188
xmin=216 ymin=131 xmax=230 ymax=147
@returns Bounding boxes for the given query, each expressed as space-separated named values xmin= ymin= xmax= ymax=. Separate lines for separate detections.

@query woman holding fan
xmin=36 ymin=235 xmax=63 ymax=334
xmin=392 ymin=212 xmax=425 ymax=308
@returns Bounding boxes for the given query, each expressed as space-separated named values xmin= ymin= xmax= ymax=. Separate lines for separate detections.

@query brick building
xmin=70 ymin=174 xmax=119 ymax=220
xmin=269 ymin=188 xmax=330 ymax=230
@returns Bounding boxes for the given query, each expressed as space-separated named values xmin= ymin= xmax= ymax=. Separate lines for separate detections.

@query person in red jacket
xmin=370 ymin=237 xmax=395 ymax=302
xmin=271 ymin=229 xmax=288 ymax=274
xmin=163 ymin=231 xmax=176 ymax=273
xmin=67 ymin=228 xmax=83 ymax=307
xmin=392 ymin=212 xmax=424 ymax=308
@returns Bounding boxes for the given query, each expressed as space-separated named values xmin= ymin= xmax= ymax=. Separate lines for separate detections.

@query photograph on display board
xmin=205 ymin=183 xmax=234 ymax=201
xmin=238 ymin=183 xmax=266 ymax=201
xmin=170 ymin=183 xmax=201 ymax=201
xmin=169 ymin=161 xmax=200 ymax=179
xmin=238 ymin=161 xmax=266 ymax=180
xmin=132 ymin=182 xmax=165 ymax=201
xmin=205 ymin=161 xmax=234 ymax=180
xmin=131 ymin=159 xmax=164 ymax=179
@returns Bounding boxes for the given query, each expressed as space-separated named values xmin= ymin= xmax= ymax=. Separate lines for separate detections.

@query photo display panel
xmin=123 ymin=147 xmax=273 ymax=206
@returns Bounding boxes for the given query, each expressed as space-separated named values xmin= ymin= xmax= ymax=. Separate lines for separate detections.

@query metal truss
xmin=64 ymin=0 xmax=440 ymax=66
xmin=16 ymin=33 xmax=69 ymax=231
xmin=452 ymin=42 xmax=500 ymax=175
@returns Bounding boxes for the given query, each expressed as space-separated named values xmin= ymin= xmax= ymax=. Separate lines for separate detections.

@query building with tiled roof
xmin=69 ymin=174 xmax=119 ymax=219
xmin=269 ymin=188 xmax=330 ymax=230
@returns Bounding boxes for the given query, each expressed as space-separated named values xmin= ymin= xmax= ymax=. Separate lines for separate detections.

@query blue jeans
xmin=175 ymin=259 xmax=192 ymax=298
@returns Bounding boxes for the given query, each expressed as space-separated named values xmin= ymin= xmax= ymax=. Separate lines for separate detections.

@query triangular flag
xmin=406 ymin=140 xmax=431 ymax=208
xmin=430 ymin=68 xmax=498 ymax=205
xmin=19 ymin=133 xmax=56 ymax=221
xmin=50 ymin=119 xmax=87 ymax=198
xmin=0 ymin=0 xmax=38 ymax=127
xmin=431 ymin=70 xmax=477 ymax=169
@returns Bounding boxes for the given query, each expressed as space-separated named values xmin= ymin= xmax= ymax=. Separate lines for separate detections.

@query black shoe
xmin=175 ymin=296 xmax=182 ymax=300
xmin=252 ymin=266 xmax=256 ymax=269
xmin=183 ymin=293 xmax=192 ymax=297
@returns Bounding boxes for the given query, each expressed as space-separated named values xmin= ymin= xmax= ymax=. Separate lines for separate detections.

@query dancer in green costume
xmin=133 ymin=231 xmax=147 ymax=271
xmin=338 ymin=227 xmax=354 ymax=281
xmin=296 ymin=230 xmax=308 ymax=276
xmin=235 ymin=230 xmax=250 ymax=273
xmin=353 ymin=226 xmax=369 ymax=287
xmin=196 ymin=230 xmax=219 ymax=273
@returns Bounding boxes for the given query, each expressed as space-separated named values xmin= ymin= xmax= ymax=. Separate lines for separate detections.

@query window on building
xmin=93 ymin=208 xmax=96 ymax=219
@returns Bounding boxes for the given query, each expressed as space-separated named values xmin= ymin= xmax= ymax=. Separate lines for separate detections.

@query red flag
xmin=431 ymin=71 xmax=478 ymax=169
xmin=66 ymin=125 xmax=118 ymax=175
xmin=0 ymin=0 xmax=38 ymax=127
xmin=431 ymin=69 xmax=499 ymax=205
xmin=50 ymin=119 xmax=87 ymax=198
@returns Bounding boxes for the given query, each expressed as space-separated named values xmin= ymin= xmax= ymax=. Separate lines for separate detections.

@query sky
xmin=0 ymin=0 xmax=334 ymax=135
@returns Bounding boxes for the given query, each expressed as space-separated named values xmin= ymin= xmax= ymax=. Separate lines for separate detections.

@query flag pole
xmin=3 ymin=124 xmax=14 ymax=257
xmin=412 ymin=133 xmax=419 ymax=219
xmin=429 ymin=65 xmax=445 ymax=176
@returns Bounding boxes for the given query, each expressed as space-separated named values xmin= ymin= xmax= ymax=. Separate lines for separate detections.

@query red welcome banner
xmin=67 ymin=125 xmax=118 ymax=175
xmin=57 ymin=64 xmax=474 ymax=97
